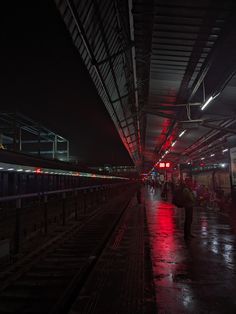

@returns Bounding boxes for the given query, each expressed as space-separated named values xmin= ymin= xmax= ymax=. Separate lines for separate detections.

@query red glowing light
xmin=35 ymin=168 xmax=42 ymax=174
xmin=158 ymin=162 xmax=171 ymax=169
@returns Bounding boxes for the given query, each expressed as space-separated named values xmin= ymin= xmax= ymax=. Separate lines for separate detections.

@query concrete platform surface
xmin=145 ymin=187 xmax=236 ymax=314
xmin=68 ymin=197 xmax=156 ymax=314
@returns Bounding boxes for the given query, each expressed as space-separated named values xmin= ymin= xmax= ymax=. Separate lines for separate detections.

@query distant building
xmin=0 ymin=112 xmax=70 ymax=161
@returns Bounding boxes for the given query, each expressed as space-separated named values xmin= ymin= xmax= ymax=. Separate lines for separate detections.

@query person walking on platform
xmin=182 ymin=178 xmax=196 ymax=240
xmin=161 ymin=181 xmax=168 ymax=200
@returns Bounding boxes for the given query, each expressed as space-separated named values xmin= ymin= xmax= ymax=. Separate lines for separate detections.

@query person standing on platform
xmin=182 ymin=178 xmax=196 ymax=240
xmin=161 ymin=181 xmax=168 ymax=200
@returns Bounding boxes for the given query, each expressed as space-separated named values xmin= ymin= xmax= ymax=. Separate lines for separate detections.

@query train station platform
xmin=66 ymin=186 xmax=236 ymax=313
xmin=1 ymin=186 xmax=236 ymax=313
xmin=145 ymin=187 xmax=236 ymax=313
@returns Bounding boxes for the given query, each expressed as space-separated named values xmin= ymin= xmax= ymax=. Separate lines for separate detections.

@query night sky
xmin=1 ymin=1 xmax=133 ymax=166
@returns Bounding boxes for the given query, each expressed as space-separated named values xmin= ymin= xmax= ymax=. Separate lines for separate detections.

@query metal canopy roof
xmin=55 ymin=0 xmax=236 ymax=171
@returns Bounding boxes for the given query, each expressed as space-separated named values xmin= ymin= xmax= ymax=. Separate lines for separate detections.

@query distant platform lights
xmin=187 ymin=146 xmax=230 ymax=170
xmin=201 ymin=147 xmax=229 ymax=160
xmin=148 ymin=128 xmax=188 ymax=176
xmin=153 ymin=129 xmax=187 ymax=172
xmin=0 ymin=162 xmax=129 ymax=180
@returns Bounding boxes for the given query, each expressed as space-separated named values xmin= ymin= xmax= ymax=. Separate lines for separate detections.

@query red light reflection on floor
xmin=146 ymin=193 xmax=193 ymax=312
xmin=146 ymin=199 xmax=178 ymax=281
xmin=152 ymin=202 xmax=175 ymax=262
xmin=145 ymin=188 xmax=236 ymax=313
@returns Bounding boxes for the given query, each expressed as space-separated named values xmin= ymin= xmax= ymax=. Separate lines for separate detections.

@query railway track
xmin=0 ymin=190 xmax=135 ymax=313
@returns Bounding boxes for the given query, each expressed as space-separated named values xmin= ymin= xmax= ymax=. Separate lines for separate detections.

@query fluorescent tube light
xmin=179 ymin=130 xmax=186 ymax=137
xmin=201 ymin=96 xmax=213 ymax=110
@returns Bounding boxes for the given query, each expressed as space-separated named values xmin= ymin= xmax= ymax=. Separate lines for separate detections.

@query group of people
xmin=138 ymin=177 xmax=230 ymax=241
xmin=161 ymin=179 xmax=230 ymax=210
xmin=194 ymin=184 xmax=230 ymax=210
xmin=171 ymin=179 xmax=231 ymax=240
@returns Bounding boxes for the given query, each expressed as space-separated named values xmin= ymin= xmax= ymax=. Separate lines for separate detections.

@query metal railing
xmin=0 ymin=182 xmax=126 ymax=203
xmin=0 ymin=182 xmax=132 ymax=256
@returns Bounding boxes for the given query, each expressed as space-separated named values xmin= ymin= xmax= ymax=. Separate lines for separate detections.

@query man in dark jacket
xmin=182 ymin=178 xmax=195 ymax=240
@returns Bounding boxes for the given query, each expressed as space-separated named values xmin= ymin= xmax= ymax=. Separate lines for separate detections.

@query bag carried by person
xmin=172 ymin=187 xmax=184 ymax=207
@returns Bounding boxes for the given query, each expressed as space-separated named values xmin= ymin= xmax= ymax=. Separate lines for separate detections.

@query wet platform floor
xmin=145 ymin=187 xmax=236 ymax=313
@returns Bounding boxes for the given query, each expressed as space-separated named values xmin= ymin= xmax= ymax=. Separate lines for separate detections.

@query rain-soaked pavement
xmin=144 ymin=187 xmax=236 ymax=314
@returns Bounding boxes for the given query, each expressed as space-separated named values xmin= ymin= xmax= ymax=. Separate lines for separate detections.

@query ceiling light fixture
xmin=179 ymin=130 xmax=186 ymax=137
xmin=222 ymin=148 xmax=228 ymax=153
xmin=201 ymin=96 xmax=213 ymax=111
xmin=171 ymin=141 xmax=177 ymax=147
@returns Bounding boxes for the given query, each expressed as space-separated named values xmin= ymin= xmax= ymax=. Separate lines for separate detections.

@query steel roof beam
xmin=65 ymin=0 xmax=135 ymax=160
xmin=142 ymin=109 xmax=177 ymax=120
xmin=201 ymin=122 xmax=236 ymax=135
xmin=95 ymin=42 xmax=134 ymax=66
xmin=92 ymin=0 xmax=139 ymax=159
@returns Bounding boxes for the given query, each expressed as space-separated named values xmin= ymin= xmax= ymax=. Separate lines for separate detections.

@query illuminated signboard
xmin=158 ymin=162 xmax=171 ymax=169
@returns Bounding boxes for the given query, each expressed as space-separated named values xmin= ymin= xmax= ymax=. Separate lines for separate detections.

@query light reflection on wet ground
xmin=145 ymin=187 xmax=236 ymax=313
